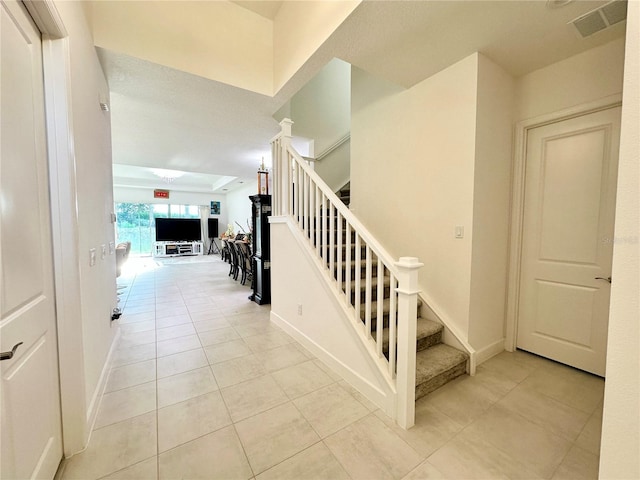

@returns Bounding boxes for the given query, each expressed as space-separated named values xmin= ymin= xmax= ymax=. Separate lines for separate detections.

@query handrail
xmin=286 ymin=145 xmax=401 ymax=280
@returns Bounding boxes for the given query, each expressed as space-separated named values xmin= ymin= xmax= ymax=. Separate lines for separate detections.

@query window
xmin=115 ymin=202 xmax=202 ymax=255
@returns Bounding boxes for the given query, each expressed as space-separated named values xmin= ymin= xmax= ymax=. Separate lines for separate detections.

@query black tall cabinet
xmin=249 ymin=194 xmax=271 ymax=305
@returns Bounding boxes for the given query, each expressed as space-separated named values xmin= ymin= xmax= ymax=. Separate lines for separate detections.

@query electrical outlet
xmin=89 ymin=248 xmax=96 ymax=266
xmin=101 ymin=244 xmax=106 ymax=259
xmin=297 ymin=304 xmax=303 ymax=315
xmin=455 ymin=226 xmax=464 ymax=239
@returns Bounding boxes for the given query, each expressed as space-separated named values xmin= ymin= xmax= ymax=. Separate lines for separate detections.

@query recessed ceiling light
xmin=239 ymin=181 xmax=244 ymax=184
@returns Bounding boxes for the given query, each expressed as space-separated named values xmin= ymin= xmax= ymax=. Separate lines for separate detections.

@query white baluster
xmin=395 ymin=256 xmax=423 ymax=430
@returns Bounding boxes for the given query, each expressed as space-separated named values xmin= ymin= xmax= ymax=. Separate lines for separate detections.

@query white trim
xmin=505 ymin=94 xmax=623 ymax=352
xmin=85 ymin=328 xmax=120 ymax=434
xmin=39 ymin=8 xmax=91 ymax=456
xmin=24 ymin=0 xmax=67 ymax=38
xmin=475 ymin=338 xmax=505 ymax=365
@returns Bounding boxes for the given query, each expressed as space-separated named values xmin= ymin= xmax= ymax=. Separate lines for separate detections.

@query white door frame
xmin=24 ymin=0 xmax=90 ymax=456
xmin=504 ymin=94 xmax=623 ymax=353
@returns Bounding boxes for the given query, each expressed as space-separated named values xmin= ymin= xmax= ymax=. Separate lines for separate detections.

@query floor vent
xmin=570 ymin=0 xmax=627 ymax=38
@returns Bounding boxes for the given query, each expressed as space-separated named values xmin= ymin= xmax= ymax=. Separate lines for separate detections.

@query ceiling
xmin=104 ymin=0 xmax=627 ymax=197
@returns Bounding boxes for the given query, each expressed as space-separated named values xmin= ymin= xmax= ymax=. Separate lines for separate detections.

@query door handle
xmin=0 ymin=342 xmax=23 ymax=361
xmin=595 ymin=276 xmax=612 ymax=284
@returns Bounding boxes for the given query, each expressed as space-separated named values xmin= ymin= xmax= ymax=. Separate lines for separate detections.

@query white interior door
xmin=1 ymin=0 xmax=63 ymax=478
xmin=517 ymin=106 xmax=621 ymax=376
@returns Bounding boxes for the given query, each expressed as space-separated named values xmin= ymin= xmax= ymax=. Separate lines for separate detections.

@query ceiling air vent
xmin=570 ymin=0 xmax=628 ymax=38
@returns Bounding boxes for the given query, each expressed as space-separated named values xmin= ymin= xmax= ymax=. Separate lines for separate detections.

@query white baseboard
xmin=475 ymin=338 xmax=505 ymax=366
xmin=270 ymin=310 xmax=390 ymax=412
xmin=84 ymin=327 xmax=120 ymax=447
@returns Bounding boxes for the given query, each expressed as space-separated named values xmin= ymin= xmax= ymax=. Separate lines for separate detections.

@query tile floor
xmin=58 ymin=255 xmax=604 ymax=480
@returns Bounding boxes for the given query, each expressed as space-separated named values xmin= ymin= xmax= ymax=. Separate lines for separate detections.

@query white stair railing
xmin=271 ymin=118 xmax=422 ymax=429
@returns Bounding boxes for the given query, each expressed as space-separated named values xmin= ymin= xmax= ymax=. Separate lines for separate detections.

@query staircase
xmin=336 ymin=181 xmax=351 ymax=207
xmin=272 ymin=118 xmax=470 ymax=428
xmin=340 ymin=235 xmax=469 ymax=401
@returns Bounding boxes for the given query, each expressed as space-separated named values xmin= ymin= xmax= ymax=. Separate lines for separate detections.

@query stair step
xmin=381 ymin=318 xmax=442 ymax=354
xmin=415 ymin=344 xmax=468 ymax=400
xmin=359 ymin=298 xmax=423 ymax=327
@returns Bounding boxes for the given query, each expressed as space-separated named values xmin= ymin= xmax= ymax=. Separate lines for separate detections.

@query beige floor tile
xmin=157 ymin=366 xmax=218 ymax=408
xmin=189 ymin=309 xmax=227 ymax=322
xmin=112 ymin=343 xmax=157 ymax=368
xmin=118 ymin=330 xmax=156 ymax=349
xmin=235 ymin=403 xmax=320 ymax=474
xmin=211 ymin=354 xmax=267 ymax=388
xmin=324 ymin=414 xmax=422 ymax=480
xmin=233 ymin=319 xmax=279 ymax=338
xmin=401 ymin=460 xmax=448 ymax=480
xmin=154 ymin=300 xmax=185 ymax=309
xmin=198 ymin=326 xmax=241 ymax=346
xmin=427 ymin=428 xmax=542 ymax=480
xmin=520 ymin=364 xmax=604 ymax=413
xmin=156 ymin=334 xmax=201 ymax=357
xmin=294 ymin=383 xmax=369 ymax=438
xmin=156 ymin=323 xmax=196 ymax=341
xmin=95 ymin=381 xmax=156 ymax=429
xmin=575 ymin=404 xmax=603 ymax=455
xmin=422 ymin=372 xmax=501 ymax=427
xmin=99 ymin=457 xmax=158 ymax=480
xmin=498 ymin=384 xmax=590 ymax=441
xmin=187 ymin=302 xmax=219 ymax=314
xmin=225 ymin=311 xmax=270 ymax=327
xmin=156 ymin=314 xmax=192 ymax=329
xmin=221 ymin=374 xmax=289 ymax=422
xmin=158 ymin=391 xmax=231 ymax=452
xmin=183 ymin=296 xmax=215 ymax=306
xmin=220 ymin=302 xmax=265 ymax=317
xmin=204 ymin=339 xmax=253 ymax=364
xmin=106 ymin=359 xmax=156 ymax=393
xmin=157 ymin=348 xmax=208 ymax=379
xmin=313 ymin=359 xmax=343 ymax=381
xmin=255 ymin=442 xmax=350 ymax=480
xmin=243 ymin=330 xmax=293 ymax=352
xmin=551 ymin=445 xmax=599 ymax=480
xmin=193 ymin=317 xmax=232 ymax=333
xmin=256 ymin=343 xmax=309 ymax=372
xmin=124 ymin=304 xmax=155 ymax=315
xmin=464 ymin=404 xmax=572 ymax=478
xmin=119 ymin=311 xmax=155 ymax=324
xmin=158 ymin=426 xmax=252 ymax=480
xmin=477 ymin=351 xmax=538 ymax=383
xmin=62 ymin=412 xmax=157 ymax=480
xmin=120 ymin=320 xmax=156 ymax=335
xmin=271 ymin=360 xmax=334 ymax=399
xmin=337 ymin=380 xmax=379 ymax=411
xmin=374 ymin=400 xmax=463 ymax=457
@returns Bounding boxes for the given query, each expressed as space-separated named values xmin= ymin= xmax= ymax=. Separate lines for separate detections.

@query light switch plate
xmin=101 ymin=244 xmax=106 ymax=259
xmin=455 ymin=226 xmax=464 ymax=239
xmin=89 ymin=248 xmax=97 ymax=266
xmin=109 ymin=242 xmax=115 ymax=255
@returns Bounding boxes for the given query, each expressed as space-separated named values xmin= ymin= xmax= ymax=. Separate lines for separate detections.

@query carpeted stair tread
xmin=382 ymin=318 xmax=442 ymax=353
xmin=415 ymin=344 xmax=468 ymax=399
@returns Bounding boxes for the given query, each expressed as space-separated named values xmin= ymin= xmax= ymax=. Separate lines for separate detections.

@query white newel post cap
xmin=280 ymin=118 xmax=293 ymax=138
xmin=395 ymin=257 xmax=423 ymax=294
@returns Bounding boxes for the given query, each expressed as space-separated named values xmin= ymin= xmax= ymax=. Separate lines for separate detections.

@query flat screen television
xmin=155 ymin=218 xmax=202 ymax=242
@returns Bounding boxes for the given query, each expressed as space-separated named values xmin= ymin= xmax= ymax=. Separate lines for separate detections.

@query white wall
xmin=52 ymin=0 xmax=117 ymax=452
xmin=225 ymin=182 xmax=258 ymax=236
xmin=274 ymin=58 xmax=352 ymax=192
xmin=270 ymin=219 xmax=392 ymax=409
xmin=468 ymin=55 xmax=515 ymax=358
xmin=273 ymin=1 xmax=360 ymax=93
xmin=600 ymin=3 xmax=640 ymax=477
xmin=351 ymin=55 xmax=479 ymax=345
xmin=515 ymin=38 xmax=625 ymax=121
xmin=87 ymin=1 xmax=273 ymax=95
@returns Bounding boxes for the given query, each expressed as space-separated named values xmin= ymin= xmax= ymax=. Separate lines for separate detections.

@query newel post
xmin=395 ymin=256 xmax=423 ymax=429
xmin=278 ymin=118 xmax=293 ymax=216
